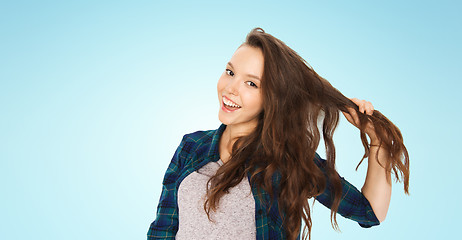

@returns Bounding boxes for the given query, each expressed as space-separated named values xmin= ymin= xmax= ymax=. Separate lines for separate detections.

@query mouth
xmin=222 ymin=96 xmax=241 ymax=112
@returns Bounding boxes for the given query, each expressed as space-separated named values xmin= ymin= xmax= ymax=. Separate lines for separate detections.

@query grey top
xmin=176 ymin=159 xmax=256 ymax=239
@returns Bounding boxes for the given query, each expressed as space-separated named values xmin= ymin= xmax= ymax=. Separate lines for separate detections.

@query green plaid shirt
xmin=147 ymin=124 xmax=379 ymax=239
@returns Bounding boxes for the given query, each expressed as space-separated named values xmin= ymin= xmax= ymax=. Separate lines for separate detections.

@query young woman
xmin=147 ymin=28 xmax=409 ymax=240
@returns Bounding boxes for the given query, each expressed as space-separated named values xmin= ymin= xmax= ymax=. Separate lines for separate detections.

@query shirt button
xmin=258 ymin=209 xmax=263 ymax=215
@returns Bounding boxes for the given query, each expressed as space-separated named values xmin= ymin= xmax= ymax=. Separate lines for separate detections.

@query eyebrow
xmin=227 ymin=62 xmax=261 ymax=81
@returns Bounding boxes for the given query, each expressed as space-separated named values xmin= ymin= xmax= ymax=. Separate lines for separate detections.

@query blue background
xmin=1 ymin=0 xmax=460 ymax=239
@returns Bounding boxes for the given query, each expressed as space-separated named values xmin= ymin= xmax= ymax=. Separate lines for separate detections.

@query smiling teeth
xmin=223 ymin=97 xmax=241 ymax=108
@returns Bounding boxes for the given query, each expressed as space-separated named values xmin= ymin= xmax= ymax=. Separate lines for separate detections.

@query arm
xmin=361 ymin=142 xmax=392 ymax=222
xmin=314 ymin=153 xmax=380 ymax=228
xmin=147 ymin=136 xmax=186 ymax=239
xmin=342 ymin=98 xmax=392 ymax=222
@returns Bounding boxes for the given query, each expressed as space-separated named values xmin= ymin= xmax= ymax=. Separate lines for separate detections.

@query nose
xmin=225 ymin=77 xmax=240 ymax=96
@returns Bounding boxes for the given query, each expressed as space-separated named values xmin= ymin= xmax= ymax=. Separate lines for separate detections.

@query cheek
xmin=254 ymin=99 xmax=263 ymax=113
xmin=244 ymin=92 xmax=263 ymax=112
xmin=253 ymin=93 xmax=264 ymax=113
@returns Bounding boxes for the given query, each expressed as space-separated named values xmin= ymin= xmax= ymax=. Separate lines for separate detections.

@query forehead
xmin=229 ymin=45 xmax=264 ymax=78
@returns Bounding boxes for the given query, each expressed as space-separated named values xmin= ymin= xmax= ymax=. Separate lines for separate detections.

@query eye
xmin=246 ymin=81 xmax=258 ymax=88
xmin=225 ymin=69 xmax=234 ymax=76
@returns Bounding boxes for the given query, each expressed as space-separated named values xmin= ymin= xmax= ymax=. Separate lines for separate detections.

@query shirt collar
xmin=207 ymin=124 xmax=227 ymax=159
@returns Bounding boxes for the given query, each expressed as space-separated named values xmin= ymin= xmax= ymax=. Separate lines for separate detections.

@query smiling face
xmin=217 ymin=45 xmax=264 ymax=131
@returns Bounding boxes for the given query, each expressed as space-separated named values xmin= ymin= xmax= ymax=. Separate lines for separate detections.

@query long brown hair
xmin=204 ymin=27 xmax=409 ymax=240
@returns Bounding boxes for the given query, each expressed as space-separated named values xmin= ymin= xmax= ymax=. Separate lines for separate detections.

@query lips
xmin=222 ymin=96 xmax=241 ymax=112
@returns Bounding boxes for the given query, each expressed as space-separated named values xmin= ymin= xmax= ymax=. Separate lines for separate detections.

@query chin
xmin=218 ymin=113 xmax=231 ymax=125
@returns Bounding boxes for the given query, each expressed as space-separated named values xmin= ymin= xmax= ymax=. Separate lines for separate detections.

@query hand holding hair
xmin=342 ymin=98 xmax=380 ymax=143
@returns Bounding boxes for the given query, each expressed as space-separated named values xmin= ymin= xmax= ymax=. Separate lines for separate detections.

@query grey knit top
xmin=176 ymin=159 xmax=256 ymax=239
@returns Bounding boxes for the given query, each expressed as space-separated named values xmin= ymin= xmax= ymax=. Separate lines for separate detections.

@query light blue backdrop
xmin=1 ymin=0 xmax=460 ymax=239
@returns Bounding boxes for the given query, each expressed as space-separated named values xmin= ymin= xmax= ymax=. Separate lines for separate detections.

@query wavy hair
xmin=203 ymin=27 xmax=409 ymax=240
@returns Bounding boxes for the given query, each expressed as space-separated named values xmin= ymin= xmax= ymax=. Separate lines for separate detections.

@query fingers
xmin=342 ymin=107 xmax=360 ymax=127
xmin=365 ymin=101 xmax=374 ymax=115
xmin=341 ymin=111 xmax=353 ymax=123
xmin=348 ymin=107 xmax=360 ymax=126
xmin=350 ymin=98 xmax=374 ymax=116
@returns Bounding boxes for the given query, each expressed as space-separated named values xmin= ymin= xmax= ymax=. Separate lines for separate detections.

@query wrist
xmin=370 ymin=136 xmax=380 ymax=144
xmin=369 ymin=142 xmax=389 ymax=152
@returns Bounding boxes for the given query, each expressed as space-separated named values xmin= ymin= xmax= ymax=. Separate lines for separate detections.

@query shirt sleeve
xmin=313 ymin=153 xmax=380 ymax=228
xmin=147 ymin=136 xmax=187 ymax=239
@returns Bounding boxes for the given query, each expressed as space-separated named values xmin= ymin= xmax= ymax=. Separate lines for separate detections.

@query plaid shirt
xmin=147 ymin=124 xmax=379 ymax=239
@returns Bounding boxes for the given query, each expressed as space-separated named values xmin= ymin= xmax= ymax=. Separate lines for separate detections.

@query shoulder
xmin=313 ymin=152 xmax=328 ymax=172
xmin=177 ymin=127 xmax=221 ymax=158
xmin=181 ymin=129 xmax=216 ymax=150
xmin=313 ymin=152 xmax=326 ymax=165
xmin=182 ymin=129 xmax=216 ymax=144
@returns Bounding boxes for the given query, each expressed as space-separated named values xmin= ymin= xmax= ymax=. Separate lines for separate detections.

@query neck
xmin=220 ymin=122 xmax=257 ymax=161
